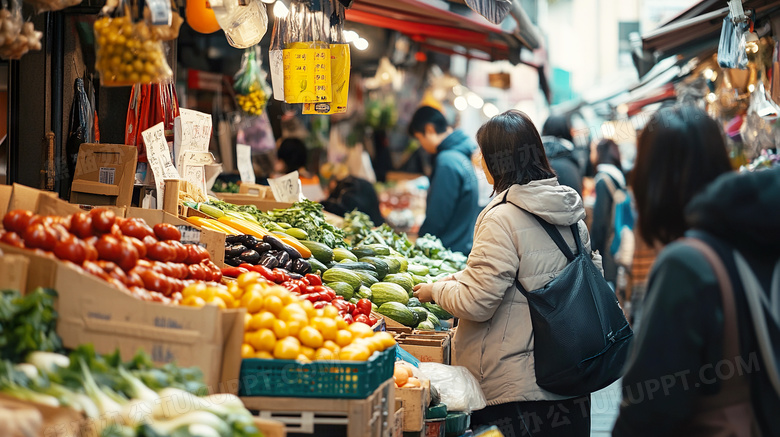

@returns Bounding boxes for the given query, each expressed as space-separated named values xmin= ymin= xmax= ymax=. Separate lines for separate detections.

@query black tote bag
xmin=514 ymin=212 xmax=633 ymax=396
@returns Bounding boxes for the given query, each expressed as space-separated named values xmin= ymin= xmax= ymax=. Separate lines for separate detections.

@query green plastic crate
xmin=238 ymin=345 xmax=396 ymax=398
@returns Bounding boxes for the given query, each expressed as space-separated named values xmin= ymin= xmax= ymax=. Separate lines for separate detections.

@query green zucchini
xmin=300 ymin=240 xmax=334 ymax=264
xmin=371 ymin=282 xmax=409 ymax=306
xmin=307 ymin=257 xmax=329 ymax=275
xmin=359 ymin=257 xmax=389 ymax=280
xmin=333 ymin=247 xmax=358 ymax=262
xmin=351 ymin=247 xmax=375 ymax=259
xmin=423 ymin=302 xmax=453 ymax=320
xmin=377 ymin=302 xmax=417 ymax=326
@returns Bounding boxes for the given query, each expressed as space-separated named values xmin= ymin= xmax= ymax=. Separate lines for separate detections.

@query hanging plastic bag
xmin=234 ymin=46 xmax=271 ymax=116
xmin=282 ymin=0 xmax=331 ymax=104
xmin=303 ymin=0 xmax=349 ymax=114
xmin=418 ymin=363 xmax=487 ymax=413
xmin=65 ymin=78 xmax=95 ymax=198
xmin=125 ymin=82 xmax=180 ymax=182
xmin=718 ymin=14 xmax=748 ymax=69
xmin=269 ymin=10 xmax=288 ymax=101
xmin=212 ymin=0 xmax=267 ymax=49
xmin=0 ymin=0 xmax=42 ymax=59
xmin=464 ymin=0 xmax=512 ymax=25
xmin=94 ymin=1 xmax=173 ymax=86
xmin=743 ymin=81 xmax=779 ymax=159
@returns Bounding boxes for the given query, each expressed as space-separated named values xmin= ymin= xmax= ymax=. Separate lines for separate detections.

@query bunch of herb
xmin=0 ymin=288 xmax=62 ymax=362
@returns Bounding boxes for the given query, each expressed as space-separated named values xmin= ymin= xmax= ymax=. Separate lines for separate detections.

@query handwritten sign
xmin=179 ymin=151 xmax=215 ymax=197
xmin=268 ymin=171 xmax=302 ymax=203
xmin=236 ymin=144 xmax=255 ymax=183
xmin=175 ymin=108 xmax=212 ymax=166
xmin=269 ymin=50 xmax=285 ymax=101
xmin=142 ymin=122 xmax=180 ymax=208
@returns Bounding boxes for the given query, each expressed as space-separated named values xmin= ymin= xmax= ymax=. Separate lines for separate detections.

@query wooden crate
xmin=242 ymin=379 xmax=395 ymax=437
xmin=397 ymin=334 xmax=451 ymax=365
xmin=253 ymin=417 xmax=287 ymax=437
xmin=392 ymin=400 xmax=404 ymax=437
xmin=395 ymin=379 xmax=431 ymax=432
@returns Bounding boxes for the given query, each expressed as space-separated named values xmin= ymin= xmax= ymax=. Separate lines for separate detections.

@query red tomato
xmin=2 ymin=210 xmax=36 ymax=234
xmin=304 ymin=293 xmax=320 ymax=302
xmin=82 ymin=261 xmax=111 ymax=281
xmin=354 ymin=314 xmax=371 ymax=325
xmin=69 ymin=213 xmax=93 ymax=239
xmin=172 ymin=263 xmax=190 ymax=279
xmin=95 ymin=235 xmax=122 ymax=262
xmin=331 ymin=300 xmax=349 ymax=311
xmin=147 ymin=242 xmax=176 ymax=262
xmin=0 ymin=231 xmax=25 ymax=248
xmin=139 ymin=269 xmax=170 ymax=294
xmin=89 ymin=208 xmax=116 ymax=234
xmin=83 ymin=240 xmax=98 ymax=261
xmin=23 ymin=223 xmax=57 ymax=251
xmin=342 ymin=313 xmax=354 ymax=324
xmin=187 ymin=263 xmax=207 ymax=280
xmin=202 ymin=260 xmax=222 ymax=282
xmin=123 ymin=236 xmax=147 ymax=259
xmin=184 ymin=244 xmax=209 ymax=264
xmin=48 ymin=223 xmax=71 ymax=240
xmin=126 ymin=271 xmax=144 ymax=288
xmin=120 ymin=218 xmax=155 ymax=241
xmin=53 ymin=236 xmax=87 ymax=265
xmin=346 ymin=303 xmax=356 ymax=314
xmin=368 ymin=316 xmax=377 ymax=326
xmin=168 ymin=240 xmax=189 ymax=263
xmin=116 ymin=242 xmax=140 ymax=272
xmin=356 ymin=299 xmax=373 ymax=316
xmin=305 ymin=274 xmax=322 ymax=286
xmin=313 ymin=301 xmax=327 ymax=309
xmin=153 ymin=223 xmax=182 ymax=241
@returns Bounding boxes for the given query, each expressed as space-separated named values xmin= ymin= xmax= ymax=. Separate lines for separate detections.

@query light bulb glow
xmin=342 ymin=30 xmax=359 ymax=43
xmin=703 ymin=68 xmax=714 ymax=80
xmin=273 ymin=1 xmax=288 ymax=17
xmin=466 ymin=92 xmax=483 ymax=109
xmin=482 ymin=102 xmax=499 ymax=118
xmin=452 ymin=85 xmax=465 ymax=96
xmin=748 ymin=84 xmax=756 ymax=93
xmin=454 ymin=96 xmax=468 ymax=111
xmin=261 ymin=0 xmax=273 ymax=3
xmin=354 ymin=38 xmax=368 ymax=51
xmin=706 ymin=93 xmax=717 ymax=103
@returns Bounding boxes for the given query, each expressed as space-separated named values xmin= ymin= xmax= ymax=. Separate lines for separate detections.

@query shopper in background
xmin=414 ymin=110 xmax=602 ymax=437
xmin=613 ymin=156 xmax=779 ymax=433
xmin=408 ymin=106 xmax=480 ymax=254
xmin=541 ymin=116 xmax=583 ymax=195
xmin=589 ymin=139 xmax=625 ymax=287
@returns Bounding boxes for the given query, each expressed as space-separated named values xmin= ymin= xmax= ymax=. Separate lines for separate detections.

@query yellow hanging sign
xmin=303 ymin=44 xmax=350 ymax=114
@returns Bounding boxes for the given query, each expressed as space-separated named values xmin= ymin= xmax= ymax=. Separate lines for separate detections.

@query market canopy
xmin=345 ymin=0 xmax=536 ymax=64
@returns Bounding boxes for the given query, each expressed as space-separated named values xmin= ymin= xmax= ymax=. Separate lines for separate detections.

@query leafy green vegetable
xmin=0 ymin=288 xmax=62 ymax=362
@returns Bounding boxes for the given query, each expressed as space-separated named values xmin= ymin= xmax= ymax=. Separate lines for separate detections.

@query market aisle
xmin=590 ymin=380 xmax=621 ymax=436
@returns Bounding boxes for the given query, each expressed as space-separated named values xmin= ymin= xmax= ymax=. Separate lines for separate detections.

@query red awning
xmin=346 ymin=0 xmax=522 ymax=62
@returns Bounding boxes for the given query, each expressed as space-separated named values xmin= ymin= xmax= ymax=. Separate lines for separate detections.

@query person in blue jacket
xmin=408 ymin=106 xmax=480 ymax=254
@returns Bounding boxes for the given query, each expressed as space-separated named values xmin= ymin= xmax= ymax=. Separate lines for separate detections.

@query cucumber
xmin=407 ymin=264 xmax=430 ymax=276
xmin=327 ymin=282 xmax=354 ymax=300
xmin=354 ymin=270 xmax=379 ymax=287
xmin=198 ymin=203 xmax=225 ymax=219
xmin=383 ymin=273 xmax=414 ymax=294
xmin=333 ymin=262 xmax=377 ymax=272
xmin=300 ymin=240 xmax=334 ymax=264
xmin=355 ymin=285 xmax=373 ymax=301
xmin=351 ymin=247 xmax=375 ymax=259
xmin=333 ymin=247 xmax=358 ymax=262
xmin=276 ymin=222 xmax=292 ymax=229
xmin=371 ymin=282 xmax=409 ymax=306
xmin=423 ymin=302 xmax=453 ymax=320
xmin=359 ymin=257 xmax=389 ymax=279
xmin=408 ymin=307 xmax=431 ymax=326
xmin=284 ymin=228 xmax=309 ymax=240
xmin=382 ymin=257 xmax=401 ymax=274
xmin=322 ymin=268 xmax=362 ymax=291
xmin=364 ymin=244 xmax=391 ymax=256
xmin=377 ymin=302 xmax=417 ymax=326
xmin=307 ymin=257 xmax=329 ymax=275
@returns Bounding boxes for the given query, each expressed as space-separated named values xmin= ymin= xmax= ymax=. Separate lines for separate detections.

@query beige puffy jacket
xmin=431 ymin=178 xmax=603 ymax=405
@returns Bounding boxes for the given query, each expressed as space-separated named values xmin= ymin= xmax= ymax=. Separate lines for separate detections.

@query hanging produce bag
xmin=303 ymin=0 xmax=350 ymax=114
xmin=94 ymin=1 xmax=173 ymax=86
xmin=234 ymin=46 xmax=271 ymax=116
xmin=65 ymin=78 xmax=95 ymax=197
xmin=269 ymin=9 xmax=288 ymax=101
xmin=718 ymin=14 xmax=748 ymax=70
xmin=0 ymin=0 xmax=42 ymax=59
xmin=282 ymin=0 xmax=332 ymax=104
xmin=212 ymin=0 xmax=267 ymax=49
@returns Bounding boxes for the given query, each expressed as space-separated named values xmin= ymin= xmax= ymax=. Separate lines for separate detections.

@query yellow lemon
xmin=323 ymin=340 xmax=340 ymax=352
xmin=296 ymin=354 xmax=312 ymax=363
xmin=249 ymin=311 xmax=277 ymax=331
xmin=300 ymin=346 xmax=316 ymax=360
xmin=287 ymin=320 xmax=303 ymax=337
xmin=237 ymin=271 xmax=262 ymax=288
xmin=336 ymin=316 xmax=348 ymax=330
xmin=339 ymin=344 xmax=371 ymax=361
xmin=182 ymin=283 xmax=206 ymax=299
xmin=301 ymin=300 xmax=316 ymax=318
xmin=273 ymin=337 xmax=301 ymax=360
xmin=335 ymin=330 xmax=353 ymax=347
xmin=228 ymin=283 xmax=243 ymax=300
xmin=250 ymin=329 xmax=277 ymax=352
xmin=272 ymin=319 xmax=290 ymax=339
xmin=215 ymin=289 xmax=236 ymax=308
xmin=279 ymin=303 xmax=308 ymax=322
xmin=207 ymin=296 xmax=227 ymax=310
xmin=299 ymin=326 xmax=324 ymax=349
xmin=241 ymin=343 xmax=254 ymax=358
xmin=373 ymin=332 xmax=397 ymax=350
xmin=254 ymin=351 xmax=273 ymax=359
xmin=315 ymin=318 xmax=338 ymax=341
xmin=240 ymin=290 xmax=263 ymax=311
xmin=264 ymin=295 xmax=284 ymax=315
xmin=181 ymin=296 xmax=206 ymax=308
xmin=243 ymin=313 xmax=253 ymax=331
xmin=322 ymin=305 xmax=339 ymax=319
xmin=314 ymin=347 xmax=337 ymax=361
xmin=348 ymin=322 xmax=374 ymax=339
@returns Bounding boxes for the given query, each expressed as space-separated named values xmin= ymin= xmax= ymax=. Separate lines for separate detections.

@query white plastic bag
xmin=418 ymin=363 xmax=487 ymax=413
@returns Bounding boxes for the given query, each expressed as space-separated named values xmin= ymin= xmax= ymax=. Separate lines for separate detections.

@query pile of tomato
xmin=222 ymin=264 xmax=378 ymax=326
xmin=1 ymin=208 xmax=222 ymax=303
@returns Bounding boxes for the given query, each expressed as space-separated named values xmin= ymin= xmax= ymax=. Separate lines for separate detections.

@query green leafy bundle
xmin=0 ymin=288 xmax=62 ymax=362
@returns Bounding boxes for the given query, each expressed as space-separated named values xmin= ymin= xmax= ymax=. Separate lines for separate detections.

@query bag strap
xmin=596 ymin=172 xmax=618 ymax=197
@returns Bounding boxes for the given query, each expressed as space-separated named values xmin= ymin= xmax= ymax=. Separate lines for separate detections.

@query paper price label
xmin=99 ymin=167 xmax=116 ymax=184
xmin=147 ymin=0 xmax=172 ymax=26
xmin=283 ymin=47 xmax=331 ymax=104
xmin=270 ymin=50 xmax=285 ymax=101
xmin=268 ymin=171 xmax=301 ymax=203
xmin=175 ymin=225 xmax=202 ymax=245
xmin=236 ymin=144 xmax=255 ymax=183
xmin=313 ymin=48 xmax=332 ymax=102
xmin=142 ymin=122 xmax=180 ymax=208
xmin=303 ymin=44 xmax=349 ymax=115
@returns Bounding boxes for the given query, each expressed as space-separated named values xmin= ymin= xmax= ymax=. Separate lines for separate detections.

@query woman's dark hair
xmin=541 ymin=115 xmax=573 ymax=142
xmin=632 ymin=105 xmax=732 ymax=246
xmin=477 ymin=110 xmax=555 ymax=195
xmin=596 ymin=139 xmax=622 ymax=171
xmin=277 ymin=138 xmax=308 ymax=173
xmin=408 ymin=106 xmax=449 ymax=136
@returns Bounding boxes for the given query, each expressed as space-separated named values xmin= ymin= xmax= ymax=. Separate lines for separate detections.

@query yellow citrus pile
xmin=94 ymin=15 xmax=172 ymax=85
xmin=185 ymin=272 xmax=395 ymax=362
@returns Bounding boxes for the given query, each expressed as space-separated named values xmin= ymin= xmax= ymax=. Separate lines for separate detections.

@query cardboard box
xmin=397 ymin=335 xmax=451 ymax=365
xmin=0 ymin=242 xmax=245 ymax=394
xmin=0 ymin=184 xmax=12 ymax=218
xmin=69 ymin=143 xmax=138 ymax=207
xmin=215 ymin=193 xmax=293 ymax=211
xmin=126 ymin=207 xmax=226 ymax=266
xmin=396 ymin=379 xmax=431 ymax=432
xmin=239 ymin=183 xmax=275 ymax=199
xmin=8 ymin=183 xmax=59 ymax=214
xmin=0 ymin=394 xmax=86 ymax=437
xmin=0 ymin=254 xmax=29 ymax=291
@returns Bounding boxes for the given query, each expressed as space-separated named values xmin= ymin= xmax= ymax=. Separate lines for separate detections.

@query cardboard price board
xmin=268 ymin=171 xmax=302 ymax=203
xmin=69 ymin=143 xmax=138 ymax=207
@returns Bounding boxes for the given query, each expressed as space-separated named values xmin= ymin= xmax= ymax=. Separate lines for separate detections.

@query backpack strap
xmin=527 ymin=215 xmax=579 ymax=263
xmin=595 ymin=172 xmax=619 ymax=197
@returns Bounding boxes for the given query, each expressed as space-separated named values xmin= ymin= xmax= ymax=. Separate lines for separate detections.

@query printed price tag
xmin=147 ymin=0 xmax=172 ymax=26
xmin=283 ymin=47 xmax=330 ymax=103
xmin=303 ymin=44 xmax=349 ymax=115
xmin=236 ymin=144 xmax=255 ymax=183
xmin=175 ymin=225 xmax=202 ymax=245
xmin=142 ymin=122 xmax=180 ymax=208
xmin=268 ymin=171 xmax=301 ymax=203
xmin=99 ymin=167 xmax=116 ymax=184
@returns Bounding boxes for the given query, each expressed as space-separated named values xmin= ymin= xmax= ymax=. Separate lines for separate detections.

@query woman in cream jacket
xmin=414 ymin=110 xmax=602 ymax=437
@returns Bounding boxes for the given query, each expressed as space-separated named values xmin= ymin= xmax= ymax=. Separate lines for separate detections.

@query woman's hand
xmin=412 ymin=283 xmax=435 ymax=303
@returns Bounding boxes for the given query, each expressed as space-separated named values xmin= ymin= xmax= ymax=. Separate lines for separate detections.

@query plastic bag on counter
xmin=0 ymin=0 xmax=42 ymax=59
xmin=718 ymin=14 xmax=748 ymax=70
xmin=234 ymin=46 xmax=271 ymax=116
xmin=464 ymin=0 xmax=512 ymax=25
xmin=418 ymin=363 xmax=487 ymax=413
xmin=94 ymin=1 xmax=172 ymax=86
xmin=212 ymin=0 xmax=267 ymax=49
xmin=65 ymin=78 xmax=95 ymax=197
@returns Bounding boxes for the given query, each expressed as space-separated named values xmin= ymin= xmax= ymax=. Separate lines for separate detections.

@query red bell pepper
xmin=220 ymin=267 xmax=248 ymax=278
xmin=356 ymin=299 xmax=372 ymax=316
xmin=354 ymin=314 xmax=370 ymax=325
xmin=305 ymin=273 xmax=322 ymax=286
